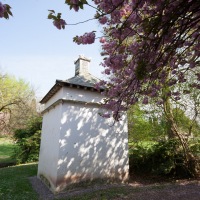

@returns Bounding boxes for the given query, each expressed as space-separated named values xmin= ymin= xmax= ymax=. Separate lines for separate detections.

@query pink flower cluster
xmin=99 ymin=16 xmax=108 ymax=25
xmin=53 ymin=19 xmax=67 ymax=30
xmin=75 ymin=32 xmax=96 ymax=45
xmin=69 ymin=0 xmax=79 ymax=12
xmin=0 ymin=2 xmax=6 ymax=18
xmin=91 ymin=0 xmax=200 ymax=119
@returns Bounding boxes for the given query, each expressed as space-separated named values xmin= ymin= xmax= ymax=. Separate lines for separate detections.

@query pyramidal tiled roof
xmin=40 ymin=56 xmax=103 ymax=104
xmin=66 ymin=73 xmax=101 ymax=88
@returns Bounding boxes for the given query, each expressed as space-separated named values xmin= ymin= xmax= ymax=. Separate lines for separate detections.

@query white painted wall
xmin=37 ymin=103 xmax=62 ymax=189
xmin=55 ymin=102 xmax=129 ymax=192
xmin=44 ymin=87 xmax=105 ymax=109
xmin=38 ymin=87 xmax=129 ymax=193
xmin=62 ymin=87 xmax=105 ymax=104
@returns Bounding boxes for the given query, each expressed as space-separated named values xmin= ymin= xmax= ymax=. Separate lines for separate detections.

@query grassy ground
xmin=0 ymin=163 xmax=38 ymax=200
xmin=0 ymin=163 xmax=130 ymax=200
xmin=0 ymin=136 xmax=16 ymax=164
xmin=0 ymin=163 xmax=134 ymax=200
xmin=0 ymin=163 xmax=199 ymax=200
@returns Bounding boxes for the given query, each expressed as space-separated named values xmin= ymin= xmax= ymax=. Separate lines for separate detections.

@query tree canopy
xmin=59 ymin=0 xmax=200 ymax=120
xmin=0 ymin=73 xmax=37 ymax=134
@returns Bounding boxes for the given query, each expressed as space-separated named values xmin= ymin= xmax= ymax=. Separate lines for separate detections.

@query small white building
xmin=37 ymin=56 xmax=129 ymax=193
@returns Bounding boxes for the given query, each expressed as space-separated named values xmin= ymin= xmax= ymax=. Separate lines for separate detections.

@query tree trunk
xmin=162 ymin=97 xmax=198 ymax=176
xmin=163 ymin=97 xmax=179 ymax=138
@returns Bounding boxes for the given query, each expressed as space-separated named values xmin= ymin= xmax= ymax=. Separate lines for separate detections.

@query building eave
xmin=41 ymin=99 xmax=102 ymax=114
xmin=40 ymin=79 xmax=104 ymax=104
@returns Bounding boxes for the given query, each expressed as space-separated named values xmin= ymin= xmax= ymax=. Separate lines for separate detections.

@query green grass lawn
xmin=0 ymin=162 xmax=198 ymax=200
xmin=0 ymin=137 xmax=16 ymax=164
xmin=0 ymin=163 xmax=38 ymax=200
xmin=0 ymin=163 xmax=132 ymax=200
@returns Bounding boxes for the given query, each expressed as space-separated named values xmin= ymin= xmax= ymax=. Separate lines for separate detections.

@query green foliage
xmin=189 ymin=138 xmax=200 ymax=157
xmin=12 ymin=116 xmax=42 ymax=164
xmin=173 ymin=108 xmax=200 ymax=137
xmin=0 ymin=163 xmax=38 ymax=200
xmin=128 ymin=104 xmax=200 ymax=142
xmin=128 ymin=104 xmax=166 ymax=142
xmin=0 ymin=74 xmax=31 ymax=106
xmin=128 ymin=103 xmax=200 ymax=178
xmin=129 ymin=140 xmax=193 ymax=177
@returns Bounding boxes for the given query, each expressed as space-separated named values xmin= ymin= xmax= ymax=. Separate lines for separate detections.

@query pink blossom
xmin=75 ymin=32 xmax=96 ymax=45
xmin=71 ymin=0 xmax=78 ymax=4
xmin=104 ymin=68 xmax=111 ymax=75
xmin=0 ymin=2 xmax=6 ymax=18
xmin=70 ymin=0 xmax=79 ymax=11
xmin=53 ymin=19 xmax=67 ymax=30
xmin=112 ymin=0 xmax=123 ymax=6
xmin=99 ymin=37 xmax=106 ymax=43
xmin=99 ymin=16 xmax=108 ymax=25
xmin=142 ymin=97 xmax=149 ymax=104
xmin=150 ymin=90 xmax=158 ymax=98
xmin=190 ymin=62 xmax=196 ymax=68
xmin=72 ymin=5 xmax=79 ymax=12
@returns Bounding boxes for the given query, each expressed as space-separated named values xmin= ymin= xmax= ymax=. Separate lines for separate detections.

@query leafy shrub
xmin=188 ymin=138 xmax=200 ymax=176
xmin=12 ymin=116 xmax=42 ymax=164
xmin=189 ymin=138 xmax=200 ymax=156
xmin=129 ymin=139 xmax=197 ymax=178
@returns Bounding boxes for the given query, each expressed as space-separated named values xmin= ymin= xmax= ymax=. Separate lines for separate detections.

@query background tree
xmin=0 ymin=72 xmax=37 ymax=135
xmin=128 ymin=102 xmax=200 ymax=177
xmin=128 ymin=104 xmax=166 ymax=143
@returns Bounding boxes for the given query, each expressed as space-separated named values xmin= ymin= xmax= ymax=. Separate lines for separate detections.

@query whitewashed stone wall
xmin=38 ymin=88 xmax=129 ymax=193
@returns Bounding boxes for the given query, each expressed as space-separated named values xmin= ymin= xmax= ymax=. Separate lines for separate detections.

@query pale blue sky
xmin=0 ymin=0 xmax=104 ymax=98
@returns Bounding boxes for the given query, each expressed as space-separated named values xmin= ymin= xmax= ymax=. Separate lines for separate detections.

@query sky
xmin=0 ymin=0 xmax=104 ymax=99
